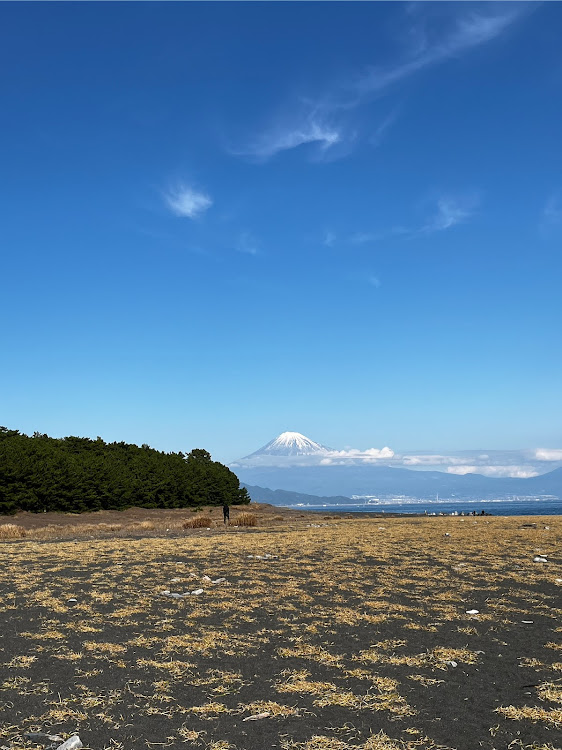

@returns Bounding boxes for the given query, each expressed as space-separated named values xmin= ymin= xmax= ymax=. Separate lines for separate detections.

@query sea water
xmin=288 ymin=496 xmax=562 ymax=516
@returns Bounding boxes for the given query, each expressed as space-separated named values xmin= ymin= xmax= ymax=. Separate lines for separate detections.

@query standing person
xmin=223 ymin=503 xmax=230 ymax=525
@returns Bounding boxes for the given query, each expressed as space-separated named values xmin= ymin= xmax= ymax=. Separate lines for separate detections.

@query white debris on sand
xmin=243 ymin=711 xmax=271 ymax=721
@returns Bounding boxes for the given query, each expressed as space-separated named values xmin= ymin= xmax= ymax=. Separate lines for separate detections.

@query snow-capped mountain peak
xmin=244 ymin=431 xmax=332 ymax=458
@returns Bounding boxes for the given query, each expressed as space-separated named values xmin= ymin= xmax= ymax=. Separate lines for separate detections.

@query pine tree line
xmin=0 ymin=427 xmax=249 ymax=515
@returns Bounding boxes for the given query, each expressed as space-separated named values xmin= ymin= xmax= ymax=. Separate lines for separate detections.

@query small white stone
xmin=191 ymin=588 xmax=204 ymax=595
xmin=466 ymin=609 xmax=479 ymax=615
xmin=56 ymin=736 xmax=83 ymax=750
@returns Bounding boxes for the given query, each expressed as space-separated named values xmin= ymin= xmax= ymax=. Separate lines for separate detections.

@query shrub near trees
xmin=0 ymin=427 xmax=250 ymax=515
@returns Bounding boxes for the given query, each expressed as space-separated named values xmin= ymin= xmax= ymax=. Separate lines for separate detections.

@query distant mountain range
xmin=242 ymin=483 xmax=351 ymax=507
xmin=239 ymin=464 xmax=562 ymax=502
xmin=233 ymin=431 xmax=562 ymax=502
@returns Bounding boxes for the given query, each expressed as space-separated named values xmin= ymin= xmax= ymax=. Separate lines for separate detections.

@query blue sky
xmin=1 ymin=1 xmax=561 ymax=472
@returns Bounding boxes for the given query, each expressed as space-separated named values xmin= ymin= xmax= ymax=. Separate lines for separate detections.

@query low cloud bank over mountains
xmin=231 ymin=431 xmax=562 ymax=480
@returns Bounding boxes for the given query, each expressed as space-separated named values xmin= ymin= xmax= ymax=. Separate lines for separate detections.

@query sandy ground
xmin=0 ymin=512 xmax=560 ymax=750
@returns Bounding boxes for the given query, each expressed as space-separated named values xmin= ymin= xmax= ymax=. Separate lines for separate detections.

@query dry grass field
xmin=0 ymin=511 xmax=560 ymax=750
xmin=0 ymin=504 xmax=332 ymax=541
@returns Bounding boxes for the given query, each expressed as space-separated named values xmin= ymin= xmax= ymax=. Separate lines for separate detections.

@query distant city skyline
xmin=1 ymin=2 xmax=561 ymax=464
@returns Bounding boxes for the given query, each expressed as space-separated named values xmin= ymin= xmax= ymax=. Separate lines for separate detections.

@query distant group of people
xmin=424 ymin=509 xmax=492 ymax=516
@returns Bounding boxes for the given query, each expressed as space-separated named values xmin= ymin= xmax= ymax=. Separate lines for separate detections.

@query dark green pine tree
xmin=0 ymin=428 xmax=250 ymax=515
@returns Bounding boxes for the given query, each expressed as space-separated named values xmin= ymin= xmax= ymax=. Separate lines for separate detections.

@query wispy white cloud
xmin=346 ymin=271 xmax=382 ymax=291
xmin=541 ymin=194 xmax=562 ymax=228
xmin=235 ymin=118 xmax=342 ymax=161
xmin=236 ymin=445 xmax=394 ymax=469
xmin=447 ymin=465 xmax=539 ymax=479
xmin=350 ymin=193 xmax=477 ymax=246
xmin=350 ymin=232 xmax=380 ymax=245
xmin=323 ymin=230 xmax=336 ymax=248
xmin=403 ymin=455 xmax=468 ymax=467
xmin=535 ymin=448 xmax=562 ymax=461
xmin=165 ymin=184 xmax=212 ymax=219
xmin=350 ymin=226 xmax=409 ymax=245
xmin=368 ymin=111 xmax=398 ymax=148
xmin=236 ymin=231 xmax=259 ymax=255
xmin=320 ymin=446 xmax=395 ymax=465
xmin=421 ymin=195 xmax=478 ymax=233
xmin=352 ymin=5 xmax=528 ymax=99
xmin=403 ymin=450 xmax=560 ymax=478
xmin=232 ymin=5 xmax=529 ymax=162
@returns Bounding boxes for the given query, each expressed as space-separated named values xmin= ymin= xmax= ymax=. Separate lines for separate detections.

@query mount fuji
xmin=243 ymin=431 xmax=332 ymax=458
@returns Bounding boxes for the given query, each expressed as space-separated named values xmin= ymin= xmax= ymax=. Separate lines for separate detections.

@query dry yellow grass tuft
xmin=277 ymin=641 xmax=344 ymax=667
xmin=0 ymin=523 xmax=26 ymax=539
xmin=537 ymin=681 xmax=562 ymax=704
xmin=280 ymin=732 xmax=413 ymax=750
xmin=177 ymin=726 xmax=203 ymax=741
xmin=362 ymin=732 xmax=406 ymax=750
xmin=182 ymin=515 xmax=213 ymax=529
xmin=31 ymin=522 xmax=122 ymax=538
xmin=242 ymin=699 xmax=300 ymax=716
xmin=235 ymin=511 xmax=258 ymax=527
xmin=496 ymin=705 xmax=562 ymax=725
xmin=130 ymin=520 xmax=155 ymax=530
xmin=281 ymin=735 xmax=354 ymax=750
xmin=7 ymin=655 xmax=37 ymax=669
xmin=186 ymin=701 xmax=234 ymax=718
